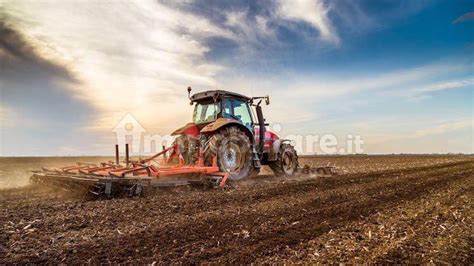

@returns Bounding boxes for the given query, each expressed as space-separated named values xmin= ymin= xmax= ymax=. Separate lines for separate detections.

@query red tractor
xmin=31 ymin=88 xmax=335 ymax=197
xmin=169 ymin=87 xmax=299 ymax=180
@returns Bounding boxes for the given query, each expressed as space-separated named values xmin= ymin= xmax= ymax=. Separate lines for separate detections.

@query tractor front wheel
xmin=269 ymin=143 xmax=299 ymax=177
xmin=204 ymin=127 xmax=253 ymax=181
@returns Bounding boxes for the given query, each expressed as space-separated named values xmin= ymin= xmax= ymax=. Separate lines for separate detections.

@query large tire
xmin=204 ymin=127 xmax=253 ymax=181
xmin=269 ymin=143 xmax=298 ymax=177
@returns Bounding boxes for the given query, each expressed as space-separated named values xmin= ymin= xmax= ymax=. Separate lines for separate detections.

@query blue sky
xmin=0 ymin=0 xmax=472 ymax=155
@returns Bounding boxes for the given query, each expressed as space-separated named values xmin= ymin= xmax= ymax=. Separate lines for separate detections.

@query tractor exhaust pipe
xmin=256 ymin=105 xmax=265 ymax=154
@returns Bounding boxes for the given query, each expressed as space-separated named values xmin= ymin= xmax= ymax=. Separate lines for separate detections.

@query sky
xmin=0 ymin=0 xmax=473 ymax=156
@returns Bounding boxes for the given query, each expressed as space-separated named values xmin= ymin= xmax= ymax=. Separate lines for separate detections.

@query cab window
xmin=193 ymin=101 xmax=220 ymax=124
xmin=222 ymin=98 xmax=253 ymax=128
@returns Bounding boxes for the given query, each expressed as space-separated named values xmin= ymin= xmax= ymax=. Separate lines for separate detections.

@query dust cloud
xmin=0 ymin=157 xmax=114 ymax=189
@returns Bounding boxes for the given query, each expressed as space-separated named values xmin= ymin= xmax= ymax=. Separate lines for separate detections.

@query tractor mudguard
xmin=171 ymin=122 xmax=200 ymax=137
xmin=268 ymin=139 xmax=291 ymax=161
xmin=200 ymin=118 xmax=254 ymax=142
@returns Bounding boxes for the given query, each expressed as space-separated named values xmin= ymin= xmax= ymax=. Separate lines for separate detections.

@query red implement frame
xmin=38 ymin=144 xmax=230 ymax=189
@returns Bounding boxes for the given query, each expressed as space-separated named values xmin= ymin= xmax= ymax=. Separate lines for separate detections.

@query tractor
xmin=31 ymin=88 xmax=330 ymax=197
xmin=169 ymin=87 xmax=299 ymax=180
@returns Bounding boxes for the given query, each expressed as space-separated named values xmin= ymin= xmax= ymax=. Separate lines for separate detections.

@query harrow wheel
xmin=204 ymin=127 xmax=252 ymax=181
xmin=269 ymin=143 xmax=299 ymax=177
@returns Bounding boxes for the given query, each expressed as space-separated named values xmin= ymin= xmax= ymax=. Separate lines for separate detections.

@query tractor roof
xmin=190 ymin=90 xmax=251 ymax=103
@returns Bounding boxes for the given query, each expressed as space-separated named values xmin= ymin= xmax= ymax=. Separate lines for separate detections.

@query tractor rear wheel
xmin=269 ymin=143 xmax=299 ymax=177
xmin=204 ymin=127 xmax=252 ymax=181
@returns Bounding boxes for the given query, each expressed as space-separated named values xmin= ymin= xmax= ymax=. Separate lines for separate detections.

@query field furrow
xmin=0 ymin=155 xmax=472 ymax=263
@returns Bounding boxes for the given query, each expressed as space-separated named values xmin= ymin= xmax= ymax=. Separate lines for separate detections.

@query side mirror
xmin=265 ymin=96 xmax=270 ymax=105
xmin=187 ymin=87 xmax=193 ymax=105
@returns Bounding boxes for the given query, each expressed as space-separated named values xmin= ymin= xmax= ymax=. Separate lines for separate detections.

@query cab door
xmin=222 ymin=98 xmax=254 ymax=130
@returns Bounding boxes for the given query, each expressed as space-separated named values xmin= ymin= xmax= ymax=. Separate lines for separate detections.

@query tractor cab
xmin=190 ymin=90 xmax=256 ymax=132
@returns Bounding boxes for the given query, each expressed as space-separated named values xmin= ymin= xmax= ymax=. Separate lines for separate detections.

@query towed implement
xmin=31 ymin=88 xmax=336 ymax=197
xmin=31 ymin=144 xmax=229 ymax=197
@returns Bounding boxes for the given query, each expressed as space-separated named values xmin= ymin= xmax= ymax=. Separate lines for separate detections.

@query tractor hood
xmin=171 ymin=122 xmax=200 ymax=137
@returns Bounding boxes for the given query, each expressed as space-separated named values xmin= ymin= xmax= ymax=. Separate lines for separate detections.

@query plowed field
xmin=1 ymin=155 xmax=472 ymax=263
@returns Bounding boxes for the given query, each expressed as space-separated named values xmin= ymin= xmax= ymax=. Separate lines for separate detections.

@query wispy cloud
xmin=1 ymin=0 xmax=355 ymax=133
xmin=242 ymin=60 xmax=469 ymax=99
xmin=349 ymin=117 xmax=472 ymax=154
xmin=413 ymin=119 xmax=472 ymax=138
xmin=218 ymin=59 xmax=470 ymax=125
xmin=1 ymin=0 xmax=233 ymax=132
xmin=0 ymin=19 xmax=90 ymax=130
xmin=0 ymin=105 xmax=16 ymax=128
xmin=453 ymin=11 xmax=474 ymax=24
xmin=222 ymin=9 xmax=278 ymax=51
xmin=276 ymin=0 xmax=339 ymax=45
xmin=400 ymin=78 xmax=474 ymax=98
